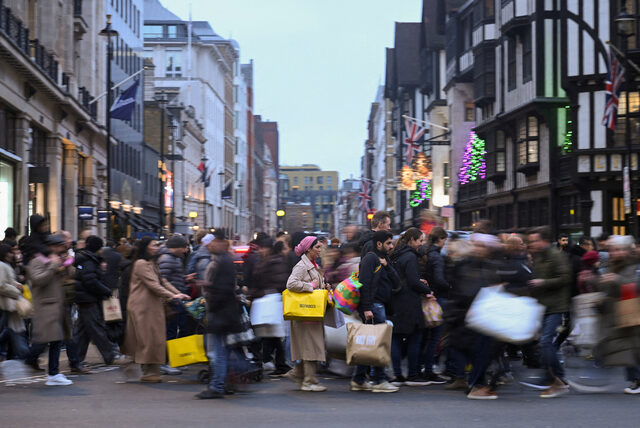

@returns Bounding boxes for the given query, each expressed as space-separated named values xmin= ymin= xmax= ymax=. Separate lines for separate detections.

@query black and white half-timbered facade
xmin=450 ymin=0 xmax=640 ymax=237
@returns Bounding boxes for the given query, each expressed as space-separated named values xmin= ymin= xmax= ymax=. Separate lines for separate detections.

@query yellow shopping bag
xmin=166 ymin=334 xmax=208 ymax=368
xmin=22 ymin=284 xmax=32 ymax=303
xmin=282 ymin=289 xmax=328 ymax=321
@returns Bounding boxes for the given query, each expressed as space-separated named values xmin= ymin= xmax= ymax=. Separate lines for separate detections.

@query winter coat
xmin=121 ymin=259 xmax=180 ymax=364
xmin=251 ymin=253 xmax=289 ymax=298
xmin=101 ymin=247 xmax=123 ymax=290
xmin=594 ymin=262 xmax=640 ymax=367
xmin=204 ymin=252 xmax=242 ymax=335
xmin=27 ymin=254 xmax=70 ymax=343
xmin=19 ymin=215 xmax=49 ymax=265
xmin=0 ymin=262 xmax=26 ymax=332
xmin=286 ymin=254 xmax=326 ymax=362
xmin=359 ymin=230 xmax=374 ymax=258
xmin=157 ymin=248 xmax=187 ymax=294
xmin=530 ymin=247 xmax=572 ymax=314
xmin=570 ymin=245 xmax=588 ymax=296
xmin=358 ymin=250 xmax=400 ymax=313
xmin=424 ymin=245 xmax=449 ymax=298
xmin=498 ymin=253 xmax=532 ymax=295
xmin=389 ymin=246 xmax=432 ymax=335
xmin=74 ymin=250 xmax=111 ymax=304
xmin=186 ymin=246 xmax=211 ymax=280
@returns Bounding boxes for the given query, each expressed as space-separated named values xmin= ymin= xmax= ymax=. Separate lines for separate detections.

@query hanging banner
xmin=97 ymin=210 xmax=108 ymax=223
xmin=78 ymin=206 xmax=94 ymax=221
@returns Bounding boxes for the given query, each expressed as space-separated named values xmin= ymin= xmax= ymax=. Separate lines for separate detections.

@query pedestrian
xmin=158 ymin=235 xmax=192 ymax=342
xmin=389 ymin=228 xmax=433 ymax=387
xmin=285 ymin=236 xmax=329 ymax=392
xmin=596 ymin=233 xmax=610 ymax=274
xmin=358 ymin=211 xmax=391 ymax=257
xmin=195 ymin=234 xmax=247 ymax=399
xmin=576 ymin=251 xmax=600 ymax=294
xmin=74 ymin=235 xmax=124 ymax=366
xmin=24 ymin=234 xmax=74 ymax=386
xmin=420 ymin=226 xmax=451 ymax=384
xmin=121 ymin=237 xmax=190 ymax=383
xmin=19 ymin=214 xmax=50 ymax=265
xmin=115 ymin=237 xmax=132 ymax=257
xmin=186 ymin=233 xmax=215 ymax=281
xmin=350 ymin=230 xmax=400 ymax=393
xmin=593 ymin=235 xmax=640 ymax=395
xmin=0 ymin=243 xmax=29 ymax=360
xmin=527 ymin=226 xmax=572 ymax=398
xmin=2 ymin=227 xmax=18 ymax=244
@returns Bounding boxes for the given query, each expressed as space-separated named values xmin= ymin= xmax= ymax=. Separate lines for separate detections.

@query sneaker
xmin=422 ymin=372 xmax=448 ymax=385
xmin=301 ymin=382 xmax=327 ymax=392
xmin=45 ymin=373 xmax=73 ymax=386
xmin=195 ymin=388 xmax=225 ymax=399
xmin=109 ymin=354 xmax=133 ymax=366
xmin=350 ymin=380 xmax=373 ymax=391
xmin=371 ymin=381 xmax=399 ymax=393
xmin=263 ymin=362 xmax=276 ymax=371
xmin=390 ymin=375 xmax=406 ymax=387
xmin=160 ymin=364 xmax=182 ymax=375
xmin=624 ymin=380 xmax=640 ymax=394
xmin=467 ymin=386 xmax=497 ymax=400
xmin=70 ymin=364 xmax=91 ymax=374
xmin=284 ymin=368 xmax=303 ymax=385
xmin=404 ymin=374 xmax=430 ymax=386
xmin=445 ymin=378 xmax=468 ymax=390
xmin=540 ymin=379 xmax=569 ymax=398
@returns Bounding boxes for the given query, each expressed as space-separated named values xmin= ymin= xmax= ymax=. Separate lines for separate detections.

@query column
xmin=62 ymin=145 xmax=78 ymax=234
xmin=14 ymin=115 xmax=31 ymax=236
xmin=45 ymin=136 xmax=63 ymax=232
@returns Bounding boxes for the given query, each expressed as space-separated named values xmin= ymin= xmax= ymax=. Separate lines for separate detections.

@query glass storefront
xmin=0 ymin=159 xmax=14 ymax=234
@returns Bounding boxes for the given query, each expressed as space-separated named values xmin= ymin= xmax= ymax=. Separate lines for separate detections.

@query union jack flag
xmin=359 ymin=178 xmax=372 ymax=212
xmin=404 ymin=118 xmax=427 ymax=164
xmin=602 ymin=48 xmax=625 ymax=131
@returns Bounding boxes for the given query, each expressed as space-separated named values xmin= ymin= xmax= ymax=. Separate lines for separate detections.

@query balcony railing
xmin=0 ymin=1 xmax=30 ymax=55
xmin=458 ymin=180 xmax=487 ymax=202
xmin=31 ymin=39 xmax=58 ymax=83
xmin=78 ymin=86 xmax=97 ymax=120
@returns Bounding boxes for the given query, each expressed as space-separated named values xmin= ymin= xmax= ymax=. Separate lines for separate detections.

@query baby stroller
xmin=183 ymin=298 xmax=263 ymax=386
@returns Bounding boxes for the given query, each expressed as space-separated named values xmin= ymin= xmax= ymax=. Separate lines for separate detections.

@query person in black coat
xmin=19 ymin=214 xmax=50 ymax=265
xmin=389 ymin=228 xmax=433 ymax=386
xmin=197 ymin=235 xmax=245 ymax=399
xmin=358 ymin=211 xmax=392 ymax=257
xmin=74 ymin=235 xmax=120 ymax=365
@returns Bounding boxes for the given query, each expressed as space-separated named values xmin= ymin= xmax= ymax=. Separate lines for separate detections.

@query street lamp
xmin=99 ymin=14 xmax=118 ymax=240
xmin=201 ymin=155 xmax=208 ymax=229
xmin=616 ymin=1 xmax=638 ymax=237
xmin=168 ymin=118 xmax=177 ymax=233
xmin=155 ymin=90 xmax=168 ymax=237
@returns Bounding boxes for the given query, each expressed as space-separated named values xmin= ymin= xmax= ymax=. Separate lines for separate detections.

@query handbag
xmin=465 ymin=285 xmax=545 ymax=344
xmin=282 ymin=289 xmax=328 ymax=321
xmin=422 ymin=298 xmax=443 ymax=328
xmin=102 ymin=290 xmax=123 ymax=323
xmin=324 ymin=306 xmax=346 ymax=329
xmin=14 ymin=297 xmax=34 ymax=319
xmin=166 ymin=334 xmax=208 ymax=367
xmin=615 ymin=283 xmax=640 ymax=328
xmin=332 ymin=272 xmax=362 ymax=315
xmin=225 ymin=307 xmax=256 ymax=347
xmin=346 ymin=321 xmax=393 ymax=367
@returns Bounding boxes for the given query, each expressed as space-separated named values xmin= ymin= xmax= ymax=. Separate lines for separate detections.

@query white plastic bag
xmin=570 ymin=292 xmax=605 ymax=347
xmin=465 ymin=286 xmax=545 ymax=344
xmin=249 ymin=293 xmax=284 ymax=326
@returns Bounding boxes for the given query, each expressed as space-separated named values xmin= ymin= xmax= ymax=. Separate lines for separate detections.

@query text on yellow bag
xmin=282 ymin=289 xmax=328 ymax=321
xmin=166 ymin=334 xmax=208 ymax=368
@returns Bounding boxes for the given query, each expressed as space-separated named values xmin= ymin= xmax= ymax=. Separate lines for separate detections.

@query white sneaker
xmin=160 ymin=364 xmax=182 ymax=375
xmin=45 ymin=373 xmax=73 ymax=386
xmin=263 ymin=362 xmax=276 ymax=371
xmin=624 ymin=381 xmax=640 ymax=394
xmin=371 ymin=381 xmax=399 ymax=393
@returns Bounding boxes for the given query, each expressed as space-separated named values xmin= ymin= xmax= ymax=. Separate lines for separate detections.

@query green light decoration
xmin=562 ymin=105 xmax=573 ymax=155
xmin=458 ymin=132 xmax=486 ymax=184
xmin=409 ymin=179 xmax=431 ymax=207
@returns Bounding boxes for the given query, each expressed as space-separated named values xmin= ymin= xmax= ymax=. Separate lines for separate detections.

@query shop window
xmin=0 ymin=105 xmax=17 ymax=154
xmin=0 ymin=160 xmax=14 ymax=234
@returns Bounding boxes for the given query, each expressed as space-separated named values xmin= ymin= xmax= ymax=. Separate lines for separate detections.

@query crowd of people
xmin=1 ymin=211 xmax=639 ymax=402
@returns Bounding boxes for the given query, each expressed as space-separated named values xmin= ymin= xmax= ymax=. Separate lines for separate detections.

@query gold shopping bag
xmin=166 ymin=334 xmax=208 ymax=368
xmin=282 ymin=289 xmax=328 ymax=321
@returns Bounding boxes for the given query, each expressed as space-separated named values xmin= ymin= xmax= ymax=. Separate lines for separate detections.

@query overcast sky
xmin=161 ymin=0 xmax=422 ymax=182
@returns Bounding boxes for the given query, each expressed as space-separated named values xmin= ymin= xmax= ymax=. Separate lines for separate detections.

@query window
xmin=508 ymin=37 xmax=516 ymax=90
xmin=293 ymin=176 xmax=298 ymax=185
xmin=167 ymin=25 xmax=177 ymax=38
xmin=234 ymin=137 xmax=239 ymax=155
xmin=495 ymin=130 xmax=506 ymax=172
xmin=327 ymin=176 xmax=332 ymax=184
xmin=234 ymin=85 xmax=239 ymax=103
xmin=0 ymin=104 xmax=16 ymax=154
xmin=614 ymin=92 xmax=640 ymax=147
xmin=317 ymin=176 xmax=323 ymax=184
xmin=234 ymin=111 xmax=239 ymax=129
xmin=517 ymin=116 xmax=539 ymax=168
xmin=165 ymin=48 xmax=182 ymax=77
xmin=144 ymin=25 xmax=163 ymax=38
xmin=443 ymin=162 xmax=450 ymax=195
xmin=465 ymin=102 xmax=474 ymax=122
xmin=522 ymin=26 xmax=532 ymax=83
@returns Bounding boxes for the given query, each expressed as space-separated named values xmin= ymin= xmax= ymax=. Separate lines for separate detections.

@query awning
xmin=124 ymin=212 xmax=146 ymax=230
xmin=135 ymin=213 xmax=159 ymax=231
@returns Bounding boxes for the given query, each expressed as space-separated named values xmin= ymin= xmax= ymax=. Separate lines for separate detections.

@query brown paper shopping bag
xmin=346 ymin=322 xmax=393 ymax=367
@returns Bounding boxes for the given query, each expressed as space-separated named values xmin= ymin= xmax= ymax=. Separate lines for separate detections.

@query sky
xmin=161 ymin=0 xmax=422 ymax=183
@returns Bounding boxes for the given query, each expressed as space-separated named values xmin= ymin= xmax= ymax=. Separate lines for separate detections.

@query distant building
xmin=279 ymin=165 xmax=339 ymax=233
xmin=335 ymin=178 xmax=362 ymax=238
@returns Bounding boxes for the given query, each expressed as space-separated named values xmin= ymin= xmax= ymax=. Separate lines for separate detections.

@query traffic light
xmin=366 ymin=211 xmax=375 ymax=221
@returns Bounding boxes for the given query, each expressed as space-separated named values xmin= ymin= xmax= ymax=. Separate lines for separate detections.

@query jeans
xmin=540 ymin=313 xmax=565 ymax=381
xmin=205 ymin=333 xmax=247 ymax=392
xmin=391 ymin=330 xmax=422 ymax=377
xmin=27 ymin=341 xmax=62 ymax=376
xmin=75 ymin=303 xmax=116 ymax=364
xmin=352 ymin=303 xmax=387 ymax=384
xmin=0 ymin=329 xmax=29 ymax=360
xmin=447 ymin=346 xmax=467 ymax=379
xmin=468 ymin=333 xmax=493 ymax=388
xmin=166 ymin=301 xmax=191 ymax=340
xmin=626 ymin=365 xmax=640 ymax=382
xmin=421 ymin=297 xmax=448 ymax=374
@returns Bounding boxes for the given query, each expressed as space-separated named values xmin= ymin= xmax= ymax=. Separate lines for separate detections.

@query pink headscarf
xmin=295 ymin=236 xmax=318 ymax=257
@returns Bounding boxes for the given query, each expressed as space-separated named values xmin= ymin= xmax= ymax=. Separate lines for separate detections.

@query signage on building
xmin=97 ymin=210 xmax=108 ymax=223
xmin=78 ymin=206 xmax=94 ymax=220
xmin=165 ymin=171 xmax=173 ymax=208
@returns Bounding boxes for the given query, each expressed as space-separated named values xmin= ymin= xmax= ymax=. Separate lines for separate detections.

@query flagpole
xmin=402 ymin=114 xmax=450 ymax=132
xmin=89 ymin=67 xmax=146 ymax=105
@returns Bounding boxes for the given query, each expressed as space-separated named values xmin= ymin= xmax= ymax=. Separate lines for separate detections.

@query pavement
xmin=1 ymin=347 xmax=639 ymax=428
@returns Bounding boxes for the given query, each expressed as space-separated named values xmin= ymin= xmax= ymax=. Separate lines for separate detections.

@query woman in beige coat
xmin=121 ymin=237 xmax=190 ymax=382
xmin=285 ymin=236 xmax=328 ymax=392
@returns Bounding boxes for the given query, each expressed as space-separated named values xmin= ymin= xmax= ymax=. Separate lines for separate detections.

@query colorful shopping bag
xmin=166 ymin=334 xmax=208 ymax=368
xmin=332 ymin=272 xmax=362 ymax=315
xmin=422 ymin=298 xmax=443 ymax=327
xmin=282 ymin=289 xmax=328 ymax=321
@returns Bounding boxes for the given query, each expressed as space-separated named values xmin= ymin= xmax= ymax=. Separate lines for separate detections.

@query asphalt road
xmin=1 ymin=356 xmax=640 ymax=428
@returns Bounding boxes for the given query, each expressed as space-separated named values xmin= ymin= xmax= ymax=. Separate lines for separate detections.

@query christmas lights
xmin=458 ymin=132 xmax=486 ymax=184
xmin=409 ymin=179 xmax=432 ymax=207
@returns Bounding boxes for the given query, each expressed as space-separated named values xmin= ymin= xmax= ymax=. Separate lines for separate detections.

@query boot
xmin=285 ymin=363 xmax=304 ymax=385
xmin=140 ymin=364 xmax=162 ymax=383
xmin=301 ymin=361 xmax=326 ymax=392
